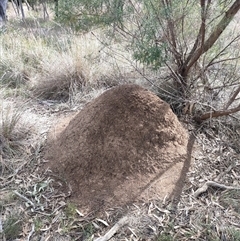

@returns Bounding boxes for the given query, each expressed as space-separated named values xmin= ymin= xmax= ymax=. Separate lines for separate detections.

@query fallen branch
xmin=194 ymin=181 xmax=240 ymax=198
xmin=94 ymin=216 xmax=129 ymax=241
xmin=194 ymin=104 xmax=240 ymax=123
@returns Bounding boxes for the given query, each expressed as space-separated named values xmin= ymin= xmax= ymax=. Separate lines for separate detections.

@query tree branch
xmin=225 ymin=85 xmax=240 ymax=109
xmin=184 ymin=0 xmax=210 ymax=67
xmin=194 ymin=104 xmax=240 ymax=122
xmin=184 ymin=0 xmax=240 ymax=75
xmin=162 ymin=0 xmax=183 ymax=68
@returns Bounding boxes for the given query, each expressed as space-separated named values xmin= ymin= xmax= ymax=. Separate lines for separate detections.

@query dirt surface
xmin=45 ymin=84 xmax=189 ymax=212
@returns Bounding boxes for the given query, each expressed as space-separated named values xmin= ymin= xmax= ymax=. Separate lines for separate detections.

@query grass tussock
xmin=0 ymin=102 xmax=30 ymax=158
xmin=0 ymin=36 xmax=29 ymax=89
xmin=0 ymin=20 xmax=136 ymax=103
xmin=32 ymin=52 xmax=87 ymax=101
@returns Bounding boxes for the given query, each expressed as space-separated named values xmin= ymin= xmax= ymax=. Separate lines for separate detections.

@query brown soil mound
xmin=45 ymin=84 xmax=188 ymax=212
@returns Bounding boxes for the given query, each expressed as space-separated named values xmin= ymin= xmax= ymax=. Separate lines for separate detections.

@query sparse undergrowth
xmin=1 ymin=90 xmax=240 ymax=241
xmin=1 ymin=11 xmax=240 ymax=241
xmin=0 ymin=19 xmax=136 ymax=105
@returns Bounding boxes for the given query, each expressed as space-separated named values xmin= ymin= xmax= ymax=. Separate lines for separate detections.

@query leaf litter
xmin=1 ymin=96 xmax=240 ymax=241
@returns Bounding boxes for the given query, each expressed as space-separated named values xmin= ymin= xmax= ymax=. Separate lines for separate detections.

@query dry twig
xmin=194 ymin=181 xmax=240 ymax=198
xmin=94 ymin=216 xmax=129 ymax=241
xmin=27 ymin=224 xmax=35 ymax=241
xmin=13 ymin=190 xmax=36 ymax=208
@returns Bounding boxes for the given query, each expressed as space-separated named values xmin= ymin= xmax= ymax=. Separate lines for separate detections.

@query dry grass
xmin=1 ymin=94 xmax=240 ymax=240
xmin=1 ymin=9 xmax=240 ymax=241
xmin=1 ymin=5 xmax=152 ymax=106
xmin=0 ymin=101 xmax=30 ymax=158
xmin=0 ymin=19 xmax=141 ymax=104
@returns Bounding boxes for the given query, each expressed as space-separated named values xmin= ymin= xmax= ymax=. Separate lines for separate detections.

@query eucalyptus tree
xmin=57 ymin=0 xmax=240 ymax=121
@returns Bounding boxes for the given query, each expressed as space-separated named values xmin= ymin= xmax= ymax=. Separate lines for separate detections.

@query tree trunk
xmin=181 ymin=0 xmax=240 ymax=83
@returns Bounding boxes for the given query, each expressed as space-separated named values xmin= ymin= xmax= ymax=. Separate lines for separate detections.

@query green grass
xmin=64 ymin=202 xmax=78 ymax=218
xmin=157 ymin=233 xmax=174 ymax=241
xmin=228 ymin=228 xmax=240 ymax=241
xmin=219 ymin=190 xmax=240 ymax=214
xmin=3 ymin=214 xmax=23 ymax=241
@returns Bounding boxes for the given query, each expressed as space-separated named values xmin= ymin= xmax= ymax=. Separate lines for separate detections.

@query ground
xmin=1 ymin=83 xmax=240 ymax=241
